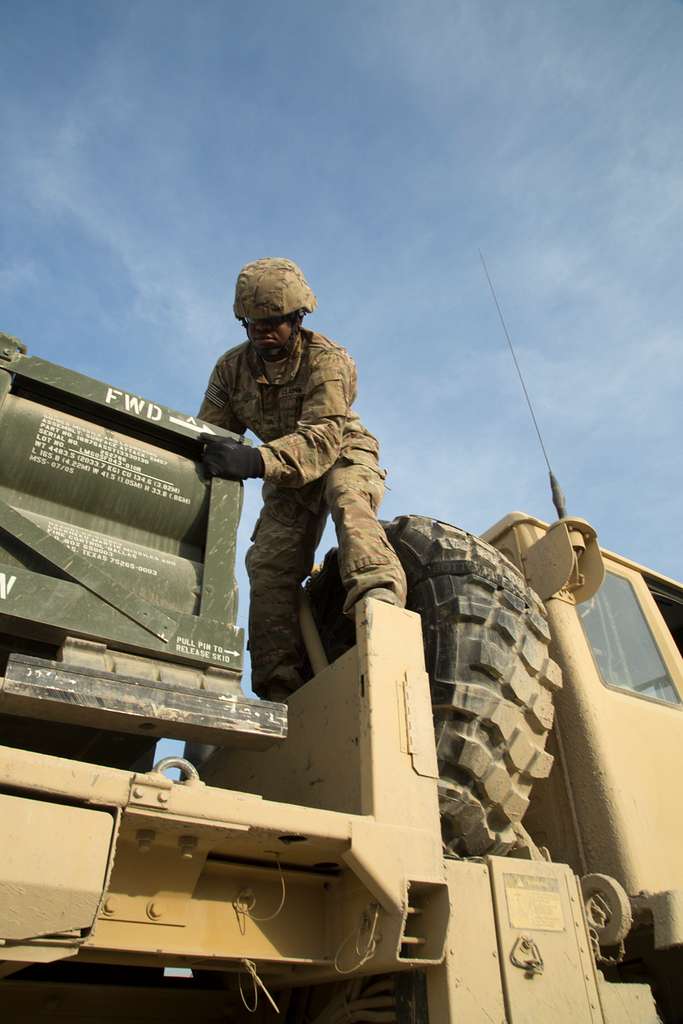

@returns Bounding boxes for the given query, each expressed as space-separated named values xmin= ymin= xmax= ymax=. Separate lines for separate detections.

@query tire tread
xmin=383 ymin=515 xmax=561 ymax=857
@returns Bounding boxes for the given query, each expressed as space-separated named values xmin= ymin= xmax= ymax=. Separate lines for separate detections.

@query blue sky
xmin=2 ymin=1 xmax=682 ymax=709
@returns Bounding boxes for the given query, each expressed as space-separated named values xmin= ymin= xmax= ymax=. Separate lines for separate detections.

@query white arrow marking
xmin=168 ymin=415 xmax=216 ymax=435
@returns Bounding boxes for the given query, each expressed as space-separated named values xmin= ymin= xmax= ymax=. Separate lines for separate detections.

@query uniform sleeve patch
xmin=204 ymin=380 xmax=227 ymax=407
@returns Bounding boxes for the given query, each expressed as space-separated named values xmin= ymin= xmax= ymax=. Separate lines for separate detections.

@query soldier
xmin=199 ymin=258 xmax=407 ymax=703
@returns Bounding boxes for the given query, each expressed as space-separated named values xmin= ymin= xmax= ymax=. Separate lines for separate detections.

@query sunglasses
xmin=244 ymin=314 xmax=292 ymax=330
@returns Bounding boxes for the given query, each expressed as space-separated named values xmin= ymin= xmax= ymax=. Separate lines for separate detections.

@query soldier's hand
xmin=201 ymin=435 xmax=264 ymax=481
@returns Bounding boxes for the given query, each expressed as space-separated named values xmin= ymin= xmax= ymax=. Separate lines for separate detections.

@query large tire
xmin=308 ymin=514 xmax=562 ymax=857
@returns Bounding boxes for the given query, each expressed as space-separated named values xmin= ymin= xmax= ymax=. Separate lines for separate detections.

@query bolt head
xmin=103 ymin=898 xmax=116 ymax=916
xmin=133 ymin=786 xmax=144 ymax=798
xmin=157 ymin=791 xmax=169 ymax=804
xmin=178 ymin=835 xmax=198 ymax=859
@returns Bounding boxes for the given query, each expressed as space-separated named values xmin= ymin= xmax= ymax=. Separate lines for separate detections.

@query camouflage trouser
xmin=246 ymin=459 xmax=407 ymax=698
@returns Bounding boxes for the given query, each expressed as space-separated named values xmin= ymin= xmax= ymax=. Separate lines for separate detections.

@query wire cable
xmin=479 ymin=250 xmax=567 ymax=518
xmin=232 ymin=853 xmax=287 ymax=933
xmin=238 ymin=958 xmax=280 ymax=1015
xmin=333 ymin=903 xmax=381 ymax=976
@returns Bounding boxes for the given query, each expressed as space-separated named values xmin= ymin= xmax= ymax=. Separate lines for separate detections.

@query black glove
xmin=201 ymin=435 xmax=264 ymax=481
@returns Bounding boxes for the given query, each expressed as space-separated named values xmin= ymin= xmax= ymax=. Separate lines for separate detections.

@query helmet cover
xmin=233 ymin=258 xmax=317 ymax=319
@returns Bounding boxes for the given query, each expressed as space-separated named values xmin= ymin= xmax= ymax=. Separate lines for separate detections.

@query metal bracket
xmin=127 ymin=770 xmax=197 ymax=811
xmin=103 ymin=776 xmax=208 ymax=928
xmin=510 ymin=934 xmax=544 ymax=975
xmin=403 ymin=671 xmax=439 ymax=779
xmin=524 ymin=517 xmax=604 ymax=604
xmin=630 ymin=889 xmax=683 ymax=950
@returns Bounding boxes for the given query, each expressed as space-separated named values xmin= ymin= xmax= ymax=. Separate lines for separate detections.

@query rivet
xmin=157 ymin=792 xmax=169 ymax=804
xmin=103 ymin=898 xmax=116 ymax=916
xmin=133 ymin=786 xmax=144 ymax=798
xmin=147 ymin=901 xmax=163 ymax=920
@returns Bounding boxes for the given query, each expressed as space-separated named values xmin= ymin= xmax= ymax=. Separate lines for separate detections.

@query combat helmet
xmin=233 ymin=258 xmax=317 ymax=320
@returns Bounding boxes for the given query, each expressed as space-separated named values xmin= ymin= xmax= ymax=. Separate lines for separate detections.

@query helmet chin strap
xmin=284 ymin=313 xmax=303 ymax=353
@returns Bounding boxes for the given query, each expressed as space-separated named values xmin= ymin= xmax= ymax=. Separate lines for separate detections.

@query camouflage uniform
xmin=199 ymin=327 xmax=407 ymax=696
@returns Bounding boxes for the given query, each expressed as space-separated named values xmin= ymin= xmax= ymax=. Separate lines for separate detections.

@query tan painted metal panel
xmin=0 ymin=602 xmax=444 ymax=979
xmin=488 ymin=857 xmax=603 ymax=1023
xmin=354 ymin=600 xmax=441 ymax=831
xmin=201 ymin=647 xmax=364 ymax=812
xmin=0 ymin=794 xmax=113 ymax=940
xmin=427 ymin=860 xmax=506 ymax=1023
xmin=485 ymin=513 xmax=683 ymax=905
xmin=598 ymin=979 xmax=659 ymax=1023
xmin=547 ymin=594 xmax=683 ymax=897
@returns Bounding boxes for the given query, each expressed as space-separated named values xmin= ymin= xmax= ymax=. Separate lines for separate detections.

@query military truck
xmin=0 ymin=334 xmax=680 ymax=1022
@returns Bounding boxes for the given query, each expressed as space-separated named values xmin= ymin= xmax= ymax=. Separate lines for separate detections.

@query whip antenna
xmin=478 ymin=250 xmax=567 ymax=519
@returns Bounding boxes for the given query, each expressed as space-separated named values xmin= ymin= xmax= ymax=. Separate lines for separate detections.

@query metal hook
xmin=510 ymin=935 xmax=544 ymax=976
xmin=152 ymin=756 xmax=200 ymax=783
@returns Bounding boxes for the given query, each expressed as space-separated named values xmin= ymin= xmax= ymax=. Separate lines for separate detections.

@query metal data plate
xmin=488 ymin=856 xmax=603 ymax=1024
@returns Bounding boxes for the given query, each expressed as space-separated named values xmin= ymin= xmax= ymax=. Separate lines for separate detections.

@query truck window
xmin=645 ymin=577 xmax=683 ymax=658
xmin=579 ymin=571 xmax=680 ymax=705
